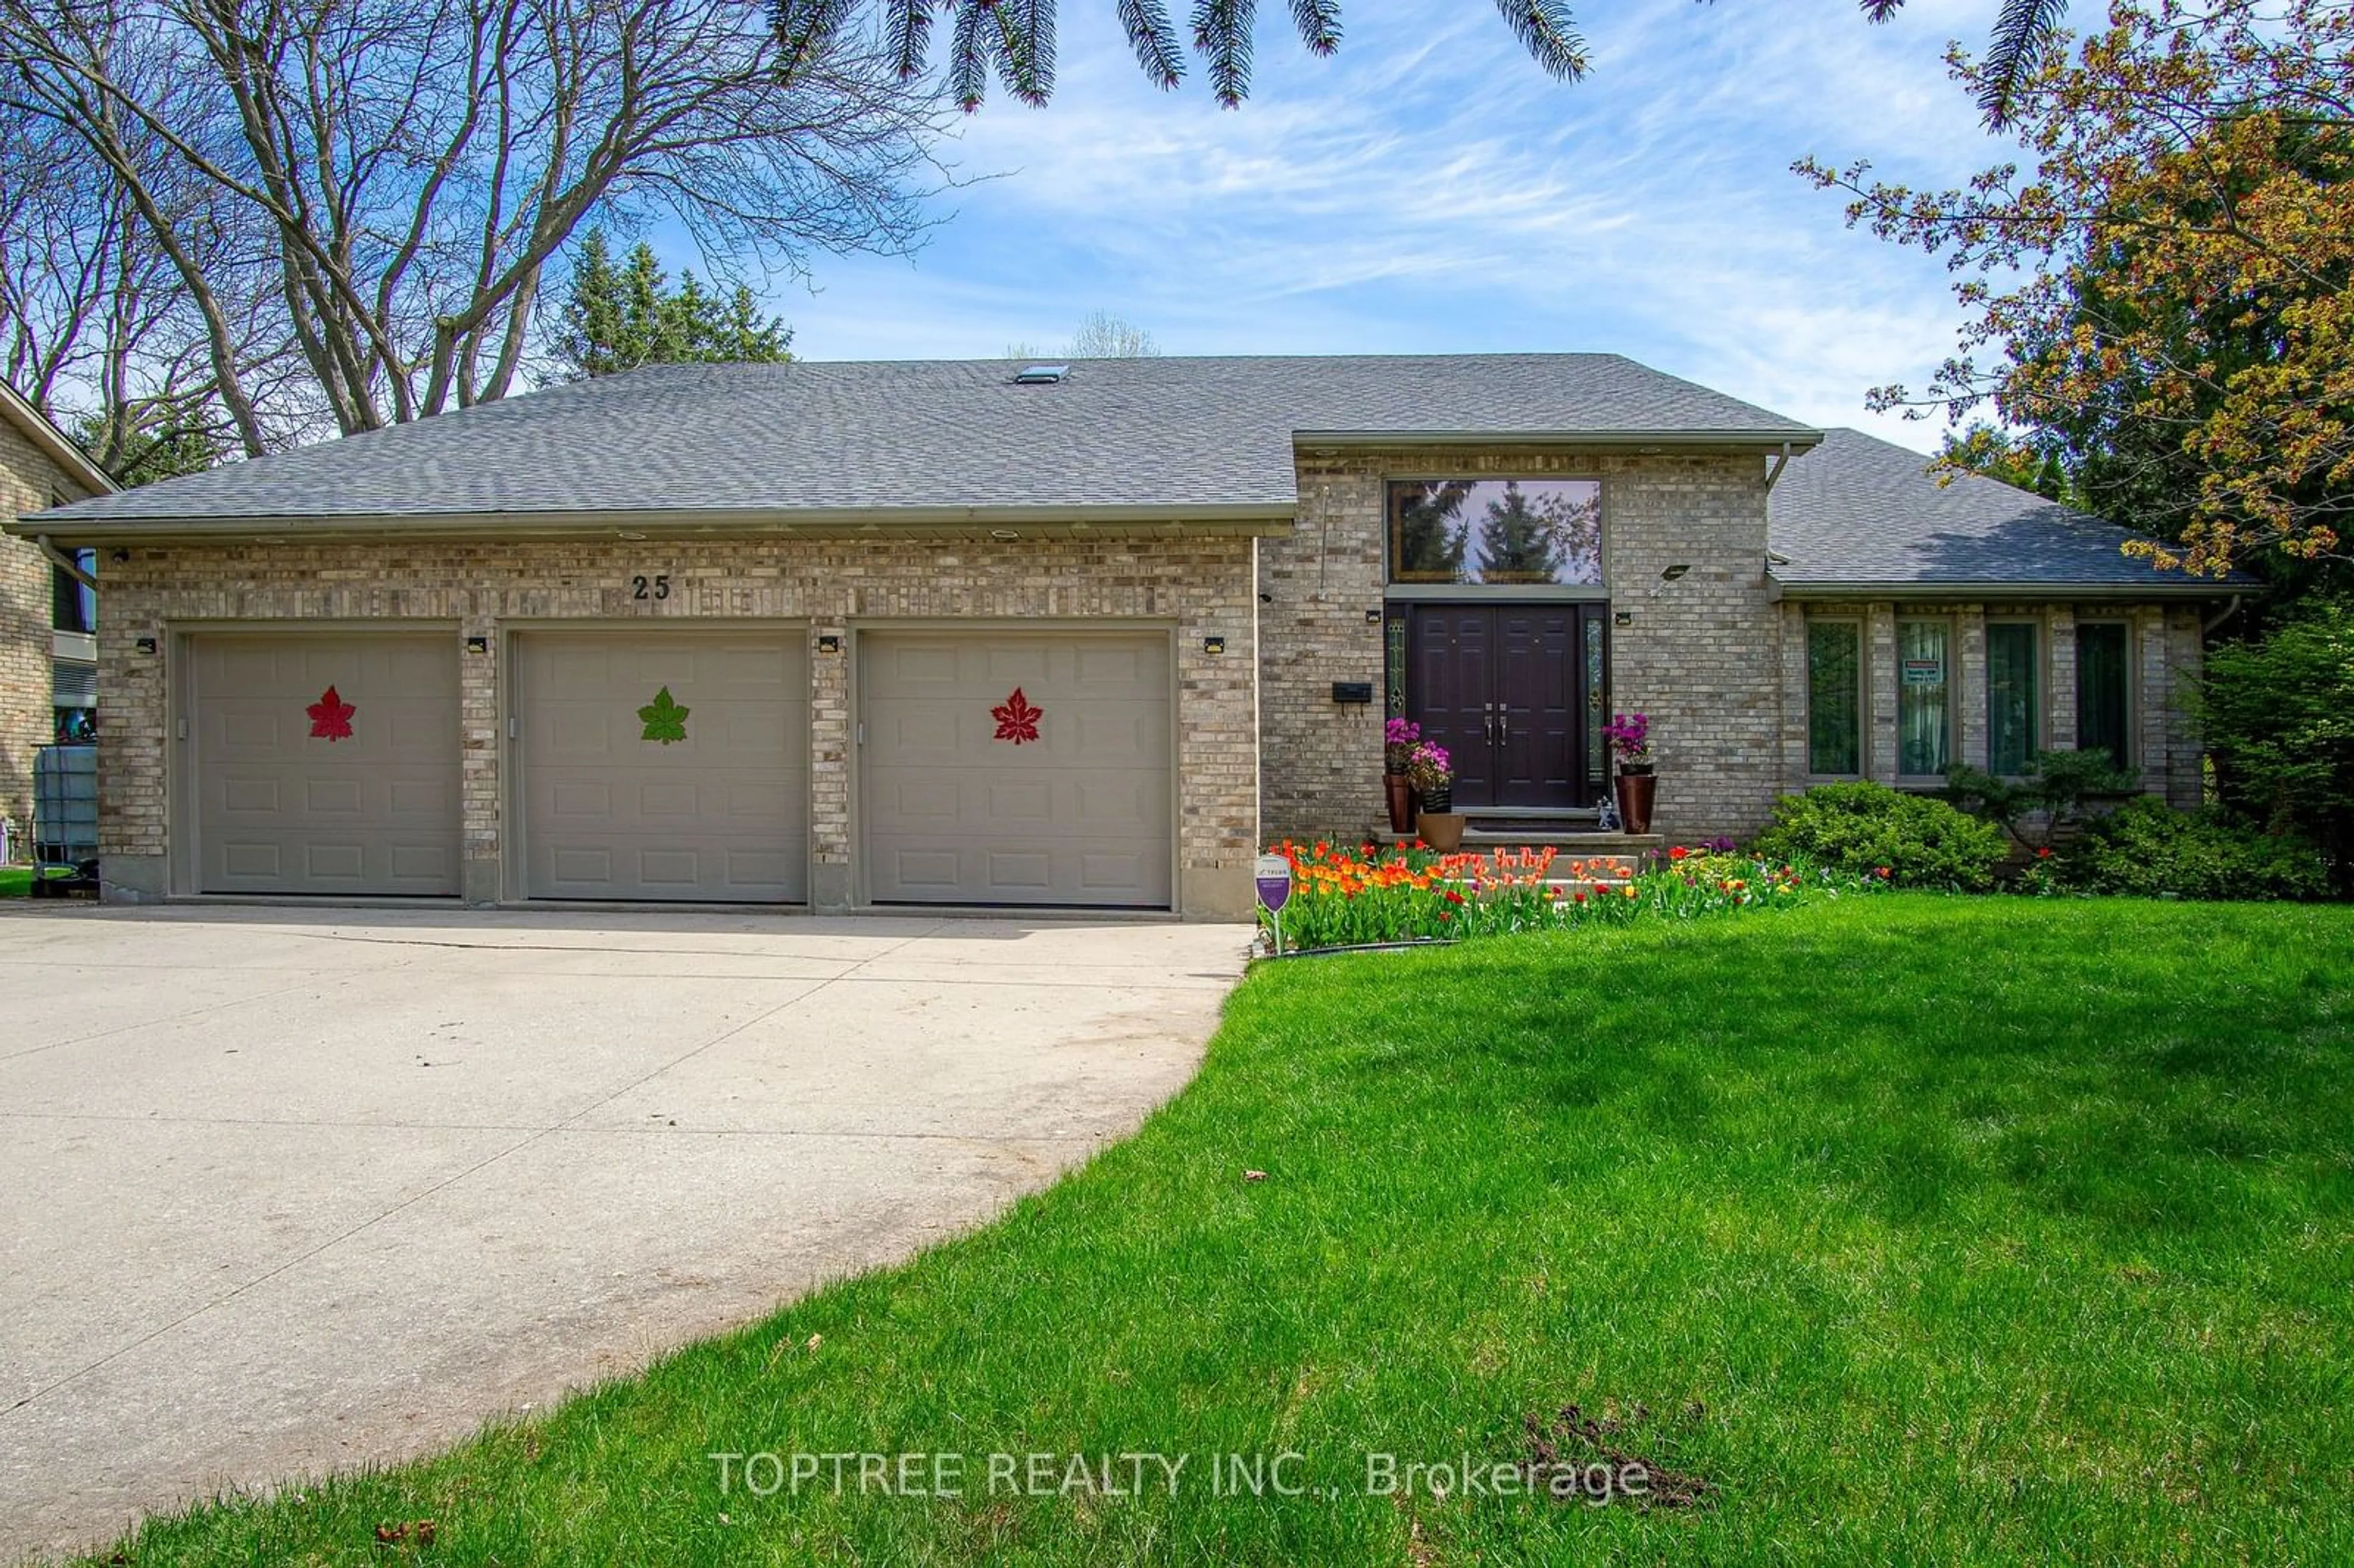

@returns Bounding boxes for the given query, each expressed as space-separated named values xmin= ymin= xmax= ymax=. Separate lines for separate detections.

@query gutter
xmin=32 ymin=534 xmax=97 ymax=592
xmin=2202 ymin=593 xmax=2246 ymax=634
xmin=1293 ymin=427 xmax=1825 ymax=452
xmin=7 ymin=500 xmax=1299 ymax=547
xmin=1772 ymin=577 xmax=2253 ymax=602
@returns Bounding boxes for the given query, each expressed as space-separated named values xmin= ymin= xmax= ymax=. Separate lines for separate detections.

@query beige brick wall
xmin=81 ymin=449 xmax=2223 ymax=899
xmin=1261 ymin=449 xmax=1785 ymax=843
xmin=1 ymin=416 xmax=85 ymax=847
xmin=1781 ymin=596 xmax=2206 ymax=806
xmin=94 ymin=535 xmax=1259 ymax=915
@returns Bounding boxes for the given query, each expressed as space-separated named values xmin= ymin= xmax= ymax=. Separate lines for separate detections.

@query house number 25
xmin=631 ymin=574 xmax=671 ymax=601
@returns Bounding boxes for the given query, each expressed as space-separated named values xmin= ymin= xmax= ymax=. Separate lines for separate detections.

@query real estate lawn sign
xmin=1255 ymin=853 xmax=1292 ymax=954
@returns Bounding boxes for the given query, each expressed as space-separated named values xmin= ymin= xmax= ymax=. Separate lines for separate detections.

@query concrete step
xmin=1374 ymin=828 xmax=1664 ymax=853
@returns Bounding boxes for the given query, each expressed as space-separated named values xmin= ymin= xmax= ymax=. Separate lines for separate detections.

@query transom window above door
xmin=1388 ymin=479 xmax=1604 ymax=587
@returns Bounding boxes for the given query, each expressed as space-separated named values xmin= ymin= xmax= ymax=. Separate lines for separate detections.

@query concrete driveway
xmin=0 ymin=904 xmax=1249 ymax=1562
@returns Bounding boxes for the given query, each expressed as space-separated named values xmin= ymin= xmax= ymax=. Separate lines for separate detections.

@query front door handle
xmin=1482 ymin=702 xmax=1495 ymax=744
xmin=1496 ymin=707 xmax=1509 ymax=744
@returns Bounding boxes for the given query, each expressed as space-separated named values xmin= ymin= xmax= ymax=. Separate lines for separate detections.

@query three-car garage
xmin=173 ymin=625 xmax=1177 ymax=910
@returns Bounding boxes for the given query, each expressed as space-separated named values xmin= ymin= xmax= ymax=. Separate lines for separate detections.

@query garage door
xmin=862 ymin=631 xmax=1172 ymax=907
xmin=516 ymin=631 xmax=809 ymax=902
xmin=189 ymin=633 xmax=461 ymax=896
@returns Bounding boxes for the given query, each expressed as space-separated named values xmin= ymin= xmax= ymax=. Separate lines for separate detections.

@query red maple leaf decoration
xmin=991 ymin=686 xmax=1044 ymax=745
xmin=307 ymin=685 xmax=356 ymax=742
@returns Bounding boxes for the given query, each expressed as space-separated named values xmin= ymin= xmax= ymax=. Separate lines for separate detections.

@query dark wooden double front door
xmin=1404 ymin=604 xmax=1608 ymax=811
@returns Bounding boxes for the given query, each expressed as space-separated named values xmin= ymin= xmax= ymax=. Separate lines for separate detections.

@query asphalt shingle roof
xmin=34 ymin=354 xmax=1815 ymax=526
xmin=1768 ymin=427 xmax=2244 ymax=592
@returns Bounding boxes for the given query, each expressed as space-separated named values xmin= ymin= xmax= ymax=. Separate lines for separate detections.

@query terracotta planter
xmin=1613 ymin=771 xmax=1657 ymax=836
xmin=1384 ymin=774 xmax=1416 ymax=834
xmin=1417 ymin=810 xmax=1467 ymax=851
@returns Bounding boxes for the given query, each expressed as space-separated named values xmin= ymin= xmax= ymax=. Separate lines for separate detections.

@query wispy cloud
xmin=748 ymin=0 xmax=2017 ymax=450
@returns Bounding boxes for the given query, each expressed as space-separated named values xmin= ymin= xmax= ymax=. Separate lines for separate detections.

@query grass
xmin=1 ymin=865 xmax=87 ymax=897
xmin=103 ymin=897 xmax=2354 ymax=1566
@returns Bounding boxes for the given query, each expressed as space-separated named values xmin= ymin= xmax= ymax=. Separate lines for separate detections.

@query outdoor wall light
xmin=465 ymin=636 xmax=489 ymax=654
xmin=1365 ymin=608 xmax=1382 ymax=625
xmin=817 ymin=634 xmax=842 ymax=653
xmin=135 ymin=637 xmax=158 ymax=654
xmin=111 ymin=549 xmax=129 ymax=563
xmin=1647 ymin=563 xmax=1693 ymax=602
xmin=1203 ymin=636 xmax=1227 ymax=655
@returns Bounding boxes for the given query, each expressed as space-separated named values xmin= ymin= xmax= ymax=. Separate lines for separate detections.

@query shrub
xmin=1753 ymin=782 xmax=2008 ymax=891
xmin=2195 ymin=600 xmax=2354 ymax=888
xmin=1943 ymin=749 xmax=2139 ymax=853
xmin=2050 ymin=796 xmax=2329 ymax=900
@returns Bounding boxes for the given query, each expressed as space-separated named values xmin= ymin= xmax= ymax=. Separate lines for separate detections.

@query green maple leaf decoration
xmin=639 ymin=685 xmax=690 ymax=744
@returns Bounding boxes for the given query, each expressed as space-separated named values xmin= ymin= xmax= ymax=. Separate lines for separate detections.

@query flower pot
xmin=1384 ymin=775 xmax=1415 ymax=834
xmin=1613 ymin=772 xmax=1657 ymax=837
xmin=1416 ymin=810 xmax=1467 ymax=852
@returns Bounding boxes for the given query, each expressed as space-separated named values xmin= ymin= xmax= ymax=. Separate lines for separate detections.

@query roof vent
xmin=1013 ymin=363 xmax=1069 ymax=385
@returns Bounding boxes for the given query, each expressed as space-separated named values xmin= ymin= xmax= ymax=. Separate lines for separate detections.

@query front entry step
xmin=1374 ymin=828 xmax=1664 ymax=853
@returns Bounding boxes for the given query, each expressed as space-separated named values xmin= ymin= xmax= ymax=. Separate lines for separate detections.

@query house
xmin=1 ymin=381 xmax=116 ymax=847
xmin=9 ymin=355 xmax=2235 ymax=918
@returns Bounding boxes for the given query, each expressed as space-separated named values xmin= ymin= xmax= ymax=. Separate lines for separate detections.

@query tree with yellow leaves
xmin=1801 ymin=1 xmax=2354 ymax=582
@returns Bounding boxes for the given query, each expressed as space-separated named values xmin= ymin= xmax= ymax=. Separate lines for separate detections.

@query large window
xmin=1388 ymin=479 xmax=1602 ymax=585
xmin=1807 ymin=620 xmax=1863 ymax=775
xmin=51 ymin=548 xmax=96 ymax=634
xmin=2076 ymin=621 xmax=2131 ymax=768
xmin=1897 ymin=618 xmax=1952 ymax=775
xmin=1986 ymin=622 xmax=2040 ymax=775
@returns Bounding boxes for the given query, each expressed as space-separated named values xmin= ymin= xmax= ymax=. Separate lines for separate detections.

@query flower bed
xmin=1260 ymin=840 xmax=1887 ymax=952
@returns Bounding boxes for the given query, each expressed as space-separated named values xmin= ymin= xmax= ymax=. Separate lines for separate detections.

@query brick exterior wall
xmin=93 ymin=536 xmax=1259 ymax=915
xmin=1 ymin=414 xmax=93 ymax=849
xmin=1778 ymin=596 xmax=2207 ymax=802
xmin=80 ymin=443 xmax=2220 ymax=906
xmin=1255 ymin=444 xmax=2212 ymax=846
xmin=1261 ymin=449 xmax=1788 ymax=844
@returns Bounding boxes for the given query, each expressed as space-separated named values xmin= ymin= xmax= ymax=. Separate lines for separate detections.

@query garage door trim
xmin=852 ymin=621 xmax=1183 ymax=911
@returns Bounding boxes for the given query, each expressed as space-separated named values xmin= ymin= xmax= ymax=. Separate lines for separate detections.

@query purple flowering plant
xmin=1405 ymin=740 xmax=1454 ymax=795
xmin=1604 ymin=712 xmax=1653 ymax=770
xmin=1384 ymin=717 xmax=1422 ymax=773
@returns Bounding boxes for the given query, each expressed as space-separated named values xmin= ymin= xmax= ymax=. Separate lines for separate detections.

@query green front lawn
xmin=109 ymin=898 xmax=2354 ymax=1565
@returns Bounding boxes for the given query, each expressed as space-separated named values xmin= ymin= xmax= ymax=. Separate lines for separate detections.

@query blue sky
xmin=720 ymin=0 xmax=2017 ymax=452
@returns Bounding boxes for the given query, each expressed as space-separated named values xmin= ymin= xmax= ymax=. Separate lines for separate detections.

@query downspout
xmin=34 ymin=535 xmax=97 ymax=592
xmin=1763 ymin=441 xmax=1794 ymax=491
xmin=2201 ymin=593 xmax=2243 ymax=636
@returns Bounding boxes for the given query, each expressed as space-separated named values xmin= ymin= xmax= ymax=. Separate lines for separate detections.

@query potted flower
xmin=1604 ymin=712 xmax=1657 ymax=835
xmin=1383 ymin=718 xmax=1421 ymax=832
xmin=1406 ymin=740 xmax=1466 ymax=851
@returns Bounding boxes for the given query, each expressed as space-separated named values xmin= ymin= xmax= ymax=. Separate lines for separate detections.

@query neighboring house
xmin=0 ymin=380 xmax=116 ymax=848
xmin=9 ymin=355 xmax=2239 ymax=917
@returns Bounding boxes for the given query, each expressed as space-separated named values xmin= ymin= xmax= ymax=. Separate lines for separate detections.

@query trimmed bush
xmin=1753 ymin=782 xmax=2008 ymax=891
xmin=2051 ymin=796 xmax=2329 ymax=900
